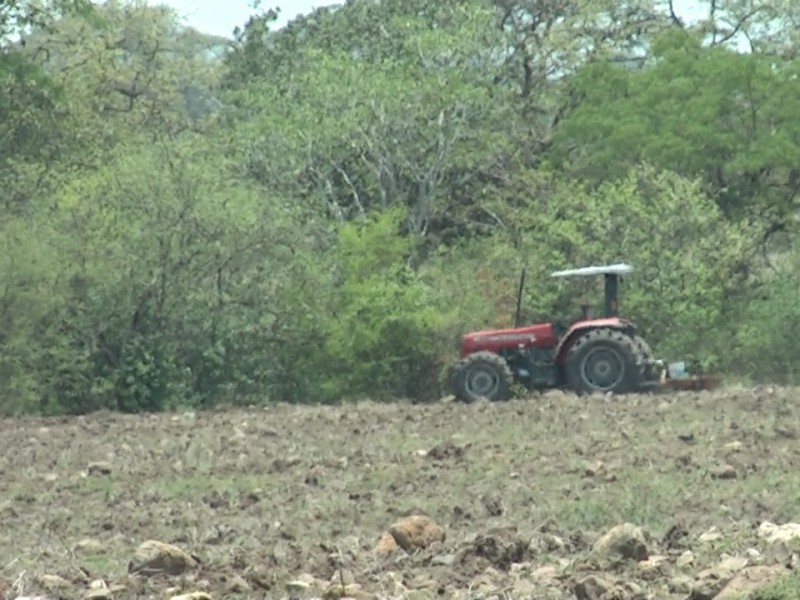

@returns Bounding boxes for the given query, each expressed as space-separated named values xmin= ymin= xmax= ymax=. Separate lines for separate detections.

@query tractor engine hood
xmin=460 ymin=323 xmax=558 ymax=357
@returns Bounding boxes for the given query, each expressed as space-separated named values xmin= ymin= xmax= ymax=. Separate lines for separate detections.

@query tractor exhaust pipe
xmin=514 ymin=268 xmax=526 ymax=328
xmin=604 ymin=273 xmax=618 ymax=317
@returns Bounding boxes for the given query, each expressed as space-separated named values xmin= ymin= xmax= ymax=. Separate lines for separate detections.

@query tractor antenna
xmin=514 ymin=268 xmax=526 ymax=327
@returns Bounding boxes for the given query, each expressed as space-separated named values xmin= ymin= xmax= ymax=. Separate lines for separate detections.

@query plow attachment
xmin=661 ymin=374 xmax=721 ymax=392
xmin=649 ymin=360 xmax=722 ymax=393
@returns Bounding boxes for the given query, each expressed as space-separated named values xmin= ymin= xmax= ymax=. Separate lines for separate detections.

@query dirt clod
xmin=427 ymin=441 xmax=467 ymax=460
xmin=689 ymin=566 xmax=735 ymax=600
xmin=84 ymin=587 xmax=112 ymax=600
xmin=711 ymin=464 xmax=738 ymax=480
xmin=573 ymin=574 xmax=615 ymax=600
xmin=323 ymin=582 xmax=367 ymax=599
xmin=592 ymin=523 xmax=649 ymax=561
xmin=758 ymin=521 xmax=800 ymax=544
xmin=224 ymin=574 xmax=251 ymax=593
xmin=676 ymin=550 xmax=695 ymax=568
xmin=481 ymin=493 xmax=504 ymax=517
xmin=386 ymin=515 xmax=445 ymax=553
xmin=714 ymin=565 xmax=789 ymax=599
xmin=36 ymin=574 xmax=71 ymax=593
xmin=375 ymin=531 xmax=399 ymax=556
xmin=87 ymin=461 xmax=112 ymax=476
xmin=73 ymin=539 xmax=106 ymax=556
xmin=128 ymin=540 xmax=198 ymax=576
xmin=457 ymin=526 xmax=530 ymax=572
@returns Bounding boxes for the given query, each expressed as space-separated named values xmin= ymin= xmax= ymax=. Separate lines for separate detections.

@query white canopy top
xmin=550 ymin=263 xmax=634 ymax=278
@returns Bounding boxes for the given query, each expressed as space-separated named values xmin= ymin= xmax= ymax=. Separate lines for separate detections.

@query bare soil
xmin=2 ymin=386 xmax=800 ymax=599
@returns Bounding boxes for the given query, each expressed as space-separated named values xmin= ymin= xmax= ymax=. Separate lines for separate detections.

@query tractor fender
xmin=553 ymin=318 xmax=633 ymax=365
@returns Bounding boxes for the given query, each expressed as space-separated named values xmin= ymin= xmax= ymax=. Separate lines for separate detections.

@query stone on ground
xmin=128 ymin=540 xmax=198 ymax=576
xmin=376 ymin=515 xmax=445 ymax=555
xmin=592 ymin=523 xmax=649 ymax=561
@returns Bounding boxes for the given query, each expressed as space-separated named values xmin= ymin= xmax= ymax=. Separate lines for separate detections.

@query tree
xmin=276 ymin=207 xmax=454 ymax=403
xmin=1 ymin=0 xmax=225 ymax=216
xmin=0 ymin=0 xmax=98 ymax=214
xmin=220 ymin=0 xmax=689 ymax=240
xmin=25 ymin=0 xmax=225 ymax=135
xmin=679 ymin=0 xmax=800 ymax=58
xmin=221 ymin=3 xmax=522 ymax=245
xmin=550 ymin=28 xmax=800 ymax=226
xmin=734 ymin=263 xmax=800 ymax=384
xmin=0 ymin=133 xmax=314 ymax=414
xmin=0 ymin=0 xmax=94 ymax=41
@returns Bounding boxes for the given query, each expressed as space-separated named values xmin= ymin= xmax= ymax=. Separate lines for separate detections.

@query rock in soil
xmin=128 ymin=540 xmax=198 ymax=576
xmin=456 ymin=526 xmax=531 ymax=572
xmin=379 ymin=514 xmax=445 ymax=554
xmin=573 ymin=574 xmax=616 ymax=600
xmin=592 ymin=523 xmax=649 ymax=561
xmin=87 ymin=461 xmax=113 ymax=476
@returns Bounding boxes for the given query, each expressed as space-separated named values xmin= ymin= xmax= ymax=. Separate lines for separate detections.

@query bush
xmin=277 ymin=207 xmax=456 ymax=403
xmin=734 ymin=269 xmax=800 ymax=384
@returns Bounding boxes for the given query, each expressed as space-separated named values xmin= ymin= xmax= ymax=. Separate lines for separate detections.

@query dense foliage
xmin=2 ymin=0 xmax=799 ymax=414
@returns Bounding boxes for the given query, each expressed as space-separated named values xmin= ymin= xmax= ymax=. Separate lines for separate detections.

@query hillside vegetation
xmin=2 ymin=0 xmax=800 ymax=414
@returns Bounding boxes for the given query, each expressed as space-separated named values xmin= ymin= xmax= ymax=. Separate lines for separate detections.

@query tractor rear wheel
xmin=633 ymin=335 xmax=655 ymax=361
xmin=452 ymin=351 xmax=513 ymax=403
xmin=632 ymin=334 xmax=665 ymax=384
xmin=565 ymin=328 xmax=643 ymax=394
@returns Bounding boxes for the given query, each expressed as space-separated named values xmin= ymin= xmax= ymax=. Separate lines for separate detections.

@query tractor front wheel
xmin=452 ymin=351 xmax=514 ymax=403
xmin=565 ymin=328 xmax=642 ymax=394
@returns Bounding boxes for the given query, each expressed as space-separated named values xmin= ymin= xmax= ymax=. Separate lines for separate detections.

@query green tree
xmin=279 ymin=208 xmax=454 ymax=403
xmin=0 ymin=134 xmax=314 ymax=414
xmin=2 ymin=0 xmax=224 ymax=216
xmin=221 ymin=6 xmax=521 ymax=245
xmin=550 ymin=28 xmax=800 ymax=225
xmin=219 ymin=0 xmax=686 ymax=242
xmin=26 ymin=0 xmax=225 ymax=138
xmin=0 ymin=0 xmax=98 ymax=214
xmin=733 ymin=246 xmax=800 ymax=384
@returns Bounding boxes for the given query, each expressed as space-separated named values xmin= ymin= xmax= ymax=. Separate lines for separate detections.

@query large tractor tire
xmin=565 ymin=328 xmax=644 ymax=394
xmin=632 ymin=335 xmax=655 ymax=361
xmin=451 ymin=351 xmax=514 ymax=403
xmin=632 ymin=334 xmax=666 ymax=386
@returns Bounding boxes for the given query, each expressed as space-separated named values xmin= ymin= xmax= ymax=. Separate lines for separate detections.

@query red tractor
xmin=446 ymin=264 xmax=666 ymax=402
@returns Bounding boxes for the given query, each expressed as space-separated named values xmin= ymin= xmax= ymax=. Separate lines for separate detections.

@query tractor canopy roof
xmin=550 ymin=263 xmax=633 ymax=278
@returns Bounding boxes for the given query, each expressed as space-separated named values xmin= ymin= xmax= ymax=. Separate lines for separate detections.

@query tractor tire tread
xmin=451 ymin=351 xmax=514 ymax=403
xmin=632 ymin=335 xmax=655 ymax=363
xmin=565 ymin=327 xmax=645 ymax=394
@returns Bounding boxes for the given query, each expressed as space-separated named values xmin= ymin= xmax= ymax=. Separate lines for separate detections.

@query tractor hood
xmin=460 ymin=323 xmax=559 ymax=357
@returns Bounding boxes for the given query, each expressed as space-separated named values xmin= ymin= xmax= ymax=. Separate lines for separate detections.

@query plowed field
xmin=3 ymin=386 xmax=800 ymax=600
